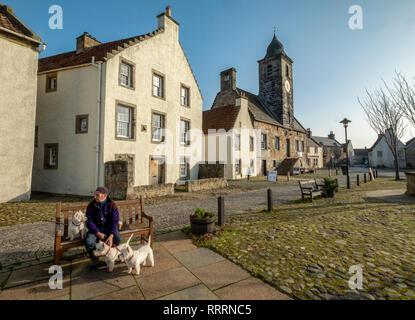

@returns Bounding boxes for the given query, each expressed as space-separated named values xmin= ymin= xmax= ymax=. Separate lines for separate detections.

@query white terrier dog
xmin=69 ymin=210 xmax=87 ymax=241
xmin=119 ymin=234 xmax=154 ymax=275
xmin=92 ymin=240 xmax=127 ymax=272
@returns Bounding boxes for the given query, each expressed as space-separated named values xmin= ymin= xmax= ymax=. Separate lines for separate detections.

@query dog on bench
xmin=92 ymin=241 xmax=127 ymax=272
xmin=69 ymin=210 xmax=87 ymax=241
xmin=119 ymin=234 xmax=154 ymax=275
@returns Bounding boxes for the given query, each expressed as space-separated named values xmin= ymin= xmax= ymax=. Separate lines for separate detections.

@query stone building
xmin=207 ymin=32 xmax=307 ymax=176
xmin=0 ymin=3 xmax=44 ymax=202
xmin=312 ymin=132 xmax=344 ymax=167
xmin=32 ymin=7 xmax=203 ymax=196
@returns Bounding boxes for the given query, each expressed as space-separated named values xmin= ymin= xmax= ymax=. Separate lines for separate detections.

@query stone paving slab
xmin=5 ymin=261 xmax=70 ymax=289
xmin=91 ymin=286 xmax=145 ymax=300
xmin=133 ymin=243 xmax=181 ymax=278
xmin=0 ymin=278 xmax=70 ymax=300
xmin=192 ymin=260 xmax=251 ymax=291
xmin=158 ymin=231 xmax=198 ymax=254
xmin=174 ymin=248 xmax=225 ymax=270
xmin=214 ymin=277 xmax=292 ymax=300
xmin=136 ymin=266 xmax=201 ymax=300
xmin=157 ymin=284 xmax=219 ymax=300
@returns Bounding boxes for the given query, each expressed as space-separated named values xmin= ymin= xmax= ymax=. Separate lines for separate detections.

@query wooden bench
xmin=299 ymin=180 xmax=323 ymax=202
xmin=54 ymin=197 xmax=153 ymax=265
xmin=314 ymin=178 xmax=325 ymax=190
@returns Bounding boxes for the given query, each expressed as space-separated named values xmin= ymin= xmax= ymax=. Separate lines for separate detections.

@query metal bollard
xmin=218 ymin=196 xmax=225 ymax=227
xmin=267 ymin=189 xmax=273 ymax=212
xmin=347 ymin=175 xmax=350 ymax=189
xmin=357 ymin=174 xmax=360 ymax=186
xmin=364 ymin=173 xmax=367 ymax=183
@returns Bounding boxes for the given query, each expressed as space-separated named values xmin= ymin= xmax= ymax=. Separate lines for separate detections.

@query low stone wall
xmin=126 ymin=184 xmax=175 ymax=200
xmin=185 ymin=178 xmax=228 ymax=193
xmin=105 ymin=160 xmax=132 ymax=200
xmin=406 ymin=172 xmax=415 ymax=196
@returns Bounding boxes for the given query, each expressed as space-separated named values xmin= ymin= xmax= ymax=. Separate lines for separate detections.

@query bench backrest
xmin=299 ymin=180 xmax=317 ymax=191
xmin=56 ymin=198 xmax=145 ymax=240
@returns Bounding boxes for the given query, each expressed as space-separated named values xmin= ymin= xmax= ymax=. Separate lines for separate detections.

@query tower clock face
xmin=285 ymin=80 xmax=291 ymax=92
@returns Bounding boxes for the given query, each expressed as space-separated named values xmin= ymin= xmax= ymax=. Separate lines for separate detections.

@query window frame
xmin=180 ymin=118 xmax=191 ymax=146
xmin=151 ymin=112 xmax=166 ymax=143
xmin=152 ymin=70 xmax=165 ymax=99
xmin=249 ymin=136 xmax=254 ymax=152
xmin=179 ymin=156 xmax=190 ymax=179
xmin=180 ymin=84 xmax=190 ymax=107
xmin=45 ymin=72 xmax=58 ymax=93
xmin=119 ymin=58 xmax=135 ymax=90
xmin=235 ymin=159 xmax=241 ymax=175
xmin=275 ymin=136 xmax=280 ymax=151
xmin=235 ymin=134 xmax=241 ymax=151
xmin=115 ymin=101 xmax=136 ymax=141
xmin=44 ymin=143 xmax=59 ymax=170
xmin=75 ymin=114 xmax=89 ymax=134
xmin=261 ymin=133 xmax=267 ymax=150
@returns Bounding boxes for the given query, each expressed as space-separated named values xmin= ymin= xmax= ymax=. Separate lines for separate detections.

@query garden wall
xmin=185 ymin=178 xmax=228 ymax=192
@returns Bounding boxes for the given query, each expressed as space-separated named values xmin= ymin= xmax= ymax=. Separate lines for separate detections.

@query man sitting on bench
xmin=85 ymin=187 xmax=122 ymax=269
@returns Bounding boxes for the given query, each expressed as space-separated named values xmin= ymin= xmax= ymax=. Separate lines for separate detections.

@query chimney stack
xmin=306 ymin=128 xmax=312 ymax=138
xmin=76 ymin=32 xmax=101 ymax=55
xmin=5 ymin=5 xmax=14 ymax=15
xmin=328 ymin=131 xmax=335 ymax=140
xmin=220 ymin=68 xmax=237 ymax=92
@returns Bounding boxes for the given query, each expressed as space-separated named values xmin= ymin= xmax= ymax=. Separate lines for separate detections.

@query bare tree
xmin=358 ymin=78 xmax=406 ymax=180
xmin=389 ymin=72 xmax=415 ymax=128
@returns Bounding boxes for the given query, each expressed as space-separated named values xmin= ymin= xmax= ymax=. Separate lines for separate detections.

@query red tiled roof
xmin=202 ymin=105 xmax=240 ymax=134
xmin=38 ymin=34 xmax=142 ymax=73
xmin=0 ymin=4 xmax=41 ymax=43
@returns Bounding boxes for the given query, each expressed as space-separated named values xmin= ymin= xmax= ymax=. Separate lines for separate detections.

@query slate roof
xmin=234 ymin=88 xmax=306 ymax=133
xmin=264 ymin=33 xmax=285 ymax=59
xmin=202 ymin=105 xmax=241 ymax=134
xmin=0 ymin=3 xmax=41 ymax=44
xmin=312 ymin=136 xmax=342 ymax=147
xmin=405 ymin=137 xmax=415 ymax=148
xmin=38 ymin=30 xmax=162 ymax=73
xmin=307 ymin=137 xmax=321 ymax=149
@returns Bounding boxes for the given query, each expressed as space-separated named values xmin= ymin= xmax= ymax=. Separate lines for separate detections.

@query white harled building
xmin=32 ymin=7 xmax=203 ymax=196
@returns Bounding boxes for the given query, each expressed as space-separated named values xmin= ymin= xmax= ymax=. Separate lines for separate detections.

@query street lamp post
xmin=340 ymin=118 xmax=352 ymax=189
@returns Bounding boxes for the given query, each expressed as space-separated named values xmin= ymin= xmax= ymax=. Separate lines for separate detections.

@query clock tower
xmin=258 ymin=31 xmax=294 ymax=128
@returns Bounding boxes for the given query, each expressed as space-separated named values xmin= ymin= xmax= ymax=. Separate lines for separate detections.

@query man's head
xmin=94 ymin=186 xmax=108 ymax=203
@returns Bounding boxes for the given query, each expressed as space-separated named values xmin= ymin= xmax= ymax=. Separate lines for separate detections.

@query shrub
xmin=322 ymin=177 xmax=338 ymax=192
xmin=193 ymin=207 xmax=215 ymax=219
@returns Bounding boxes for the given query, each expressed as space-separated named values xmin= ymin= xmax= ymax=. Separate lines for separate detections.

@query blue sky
xmin=8 ymin=0 xmax=415 ymax=148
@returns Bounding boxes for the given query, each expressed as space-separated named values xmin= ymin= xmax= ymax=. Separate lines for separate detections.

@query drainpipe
xmin=92 ymin=56 xmax=103 ymax=188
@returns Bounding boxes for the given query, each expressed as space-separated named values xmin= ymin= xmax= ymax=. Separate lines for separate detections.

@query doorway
xmin=262 ymin=160 xmax=267 ymax=176
xmin=286 ymin=139 xmax=291 ymax=157
xmin=149 ymin=156 xmax=165 ymax=185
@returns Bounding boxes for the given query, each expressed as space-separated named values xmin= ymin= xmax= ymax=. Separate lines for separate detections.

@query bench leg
xmin=54 ymin=234 xmax=62 ymax=265
xmin=54 ymin=249 xmax=64 ymax=265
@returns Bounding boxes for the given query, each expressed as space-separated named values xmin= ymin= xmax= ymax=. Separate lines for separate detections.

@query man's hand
xmin=105 ymin=234 xmax=114 ymax=248
xmin=96 ymin=232 xmax=106 ymax=241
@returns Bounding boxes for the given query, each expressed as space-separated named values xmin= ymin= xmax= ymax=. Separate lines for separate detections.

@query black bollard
xmin=357 ymin=175 xmax=360 ymax=186
xmin=336 ymin=169 xmax=338 ymax=175
xmin=376 ymin=170 xmax=378 ymax=178
xmin=218 ymin=196 xmax=225 ymax=227
xmin=347 ymin=175 xmax=350 ymax=189
xmin=267 ymin=188 xmax=273 ymax=212
xmin=364 ymin=173 xmax=367 ymax=183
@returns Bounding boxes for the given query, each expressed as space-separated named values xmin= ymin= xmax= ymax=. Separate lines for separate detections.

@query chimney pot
xmin=166 ymin=6 xmax=171 ymax=17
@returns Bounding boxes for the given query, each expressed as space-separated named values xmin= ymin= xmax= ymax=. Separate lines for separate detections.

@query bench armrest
xmin=141 ymin=212 xmax=154 ymax=222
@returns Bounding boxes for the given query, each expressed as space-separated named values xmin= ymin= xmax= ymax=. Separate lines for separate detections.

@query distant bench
xmin=54 ymin=197 xmax=153 ymax=265
xmin=299 ymin=180 xmax=323 ymax=202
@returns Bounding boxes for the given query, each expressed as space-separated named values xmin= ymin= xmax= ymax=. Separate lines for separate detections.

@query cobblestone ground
xmin=0 ymin=184 xmax=300 ymax=267
xmin=197 ymin=178 xmax=415 ymax=300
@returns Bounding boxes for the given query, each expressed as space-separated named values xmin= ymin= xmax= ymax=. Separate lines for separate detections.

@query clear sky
xmin=8 ymin=0 xmax=415 ymax=148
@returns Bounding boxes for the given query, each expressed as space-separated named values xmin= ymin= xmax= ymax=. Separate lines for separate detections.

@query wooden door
xmin=149 ymin=158 xmax=159 ymax=185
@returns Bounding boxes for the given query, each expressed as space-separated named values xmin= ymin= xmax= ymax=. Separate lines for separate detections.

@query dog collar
xmin=71 ymin=221 xmax=82 ymax=227
xmin=126 ymin=246 xmax=135 ymax=262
